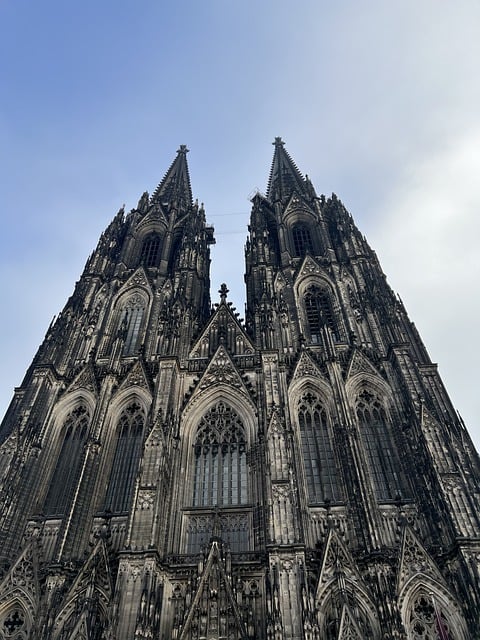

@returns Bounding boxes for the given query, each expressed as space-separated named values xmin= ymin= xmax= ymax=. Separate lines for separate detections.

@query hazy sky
xmin=1 ymin=1 xmax=479 ymax=448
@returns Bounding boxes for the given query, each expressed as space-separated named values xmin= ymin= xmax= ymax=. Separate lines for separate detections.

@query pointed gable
xmin=397 ymin=525 xmax=446 ymax=595
xmin=337 ymin=604 xmax=365 ymax=639
xmin=196 ymin=346 xmax=251 ymax=396
xmin=66 ymin=363 xmax=99 ymax=396
xmin=190 ymin=299 xmax=254 ymax=360
xmin=283 ymin=191 xmax=316 ymax=219
xmin=121 ymin=266 xmax=152 ymax=293
xmin=290 ymin=350 xmax=328 ymax=387
xmin=117 ymin=359 xmax=152 ymax=394
xmin=316 ymin=529 xmax=364 ymax=600
xmin=54 ymin=539 xmax=113 ymax=634
xmin=0 ymin=541 xmax=40 ymax=624
xmin=296 ymin=254 xmax=326 ymax=280
xmin=344 ymin=348 xmax=383 ymax=382
xmin=179 ymin=540 xmax=248 ymax=640
xmin=135 ymin=203 xmax=168 ymax=231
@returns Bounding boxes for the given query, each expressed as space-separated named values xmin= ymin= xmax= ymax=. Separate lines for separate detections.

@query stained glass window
xmin=192 ymin=402 xmax=247 ymax=507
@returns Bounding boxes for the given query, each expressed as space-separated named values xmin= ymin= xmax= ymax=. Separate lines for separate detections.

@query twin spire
xmin=150 ymin=138 xmax=307 ymax=211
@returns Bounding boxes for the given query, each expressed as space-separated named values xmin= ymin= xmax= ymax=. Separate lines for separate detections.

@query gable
xmin=190 ymin=303 xmax=254 ymax=360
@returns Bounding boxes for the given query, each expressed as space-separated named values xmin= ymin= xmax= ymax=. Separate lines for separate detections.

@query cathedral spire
xmin=151 ymin=145 xmax=193 ymax=212
xmin=266 ymin=136 xmax=307 ymax=202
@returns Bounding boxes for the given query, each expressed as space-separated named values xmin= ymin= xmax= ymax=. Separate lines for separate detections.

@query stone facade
xmin=0 ymin=140 xmax=479 ymax=638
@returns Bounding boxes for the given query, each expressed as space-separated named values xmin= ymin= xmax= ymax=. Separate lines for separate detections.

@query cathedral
xmin=0 ymin=139 xmax=479 ymax=639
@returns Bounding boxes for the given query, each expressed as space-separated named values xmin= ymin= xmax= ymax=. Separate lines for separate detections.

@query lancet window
xmin=104 ymin=402 xmax=145 ymax=514
xmin=356 ymin=390 xmax=402 ymax=501
xmin=298 ymin=392 xmax=343 ymax=503
xmin=140 ymin=233 xmax=162 ymax=268
xmin=304 ymin=284 xmax=338 ymax=343
xmin=292 ymin=223 xmax=314 ymax=256
xmin=0 ymin=605 xmax=30 ymax=640
xmin=119 ymin=294 xmax=145 ymax=356
xmin=407 ymin=593 xmax=453 ymax=640
xmin=192 ymin=401 xmax=247 ymax=507
xmin=43 ymin=406 xmax=89 ymax=517
xmin=186 ymin=402 xmax=249 ymax=554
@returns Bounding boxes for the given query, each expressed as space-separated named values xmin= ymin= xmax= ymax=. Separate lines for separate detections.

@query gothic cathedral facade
xmin=0 ymin=140 xmax=479 ymax=639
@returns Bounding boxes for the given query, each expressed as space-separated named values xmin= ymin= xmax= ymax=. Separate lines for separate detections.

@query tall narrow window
xmin=44 ymin=406 xmax=89 ymax=517
xmin=119 ymin=295 xmax=145 ymax=356
xmin=140 ymin=233 xmax=162 ymax=268
xmin=356 ymin=390 xmax=402 ymax=501
xmin=292 ymin=223 xmax=313 ymax=256
xmin=187 ymin=402 xmax=249 ymax=554
xmin=104 ymin=403 xmax=144 ymax=513
xmin=298 ymin=392 xmax=343 ymax=503
xmin=192 ymin=402 xmax=247 ymax=507
xmin=304 ymin=284 xmax=338 ymax=343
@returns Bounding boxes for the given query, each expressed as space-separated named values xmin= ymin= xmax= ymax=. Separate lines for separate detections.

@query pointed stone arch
xmin=288 ymin=355 xmax=333 ymax=404
xmin=40 ymin=395 xmax=93 ymax=517
xmin=177 ymin=540 xmax=249 ymax=640
xmin=288 ymin=377 xmax=343 ymax=506
xmin=0 ymin=599 xmax=33 ymax=640
xmin=176 ymin=387 xmax=257 ymax=555
xmin=100 ymin=273 xmax=153 ymax=358
xmin=396 ymin=527 xmax=469 ymax=640
xmin=399 ymin=581 xmax=468 ymax=640
xmin=346 ymin=375 xmax=406 ymax=502
xmin=316 ymin=531 xmax=380 ymax=639
xmin=51 ymin=540 xmax=112 ymax=640
xmin=97 ymin=389 xmax=150 ymax=516
xmin=0 ymin=543 xmax=40 ymax=640
xmin=293 ymin=266 xmax=343 ymax=345
xmin=40 ymin=389 xmax=96 ymax=443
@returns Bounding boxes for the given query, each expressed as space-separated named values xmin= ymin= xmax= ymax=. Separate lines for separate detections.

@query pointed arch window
xmin=298 ymin=392 xmax=343 ymax=504
xmin=304 ymin=284 xmax=339 ymax=343
xmin=140 ymin=233 xmax=162 ymax=268
xmin=292 ymin=223 xmax=313 ymax=256
xmin=407 ymin=593 xmax=453 ymax=640
xmin=44 ymin=406 xmax=89 ymax=517
xmin=1 ymin=605 xmax=31 ymax=640
xmin=104 ymin=403 xmax=145 ymax=514
xmin=356 ymin=390 xmax=402 ymax=501
xmin=192 ymin=402 xmax=247 ymax=507
xmin=119 ymin=295 xmax=145 ymax=356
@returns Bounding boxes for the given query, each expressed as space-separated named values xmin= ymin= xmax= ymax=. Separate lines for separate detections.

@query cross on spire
xmin=219 ymin=283 xmax=229 ymax=303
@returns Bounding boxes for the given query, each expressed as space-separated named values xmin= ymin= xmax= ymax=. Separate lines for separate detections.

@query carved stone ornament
xmin=298 ymin=255 xmax=322 ymax=277
xmin=198 ymin=346 xmax=245 ymax=392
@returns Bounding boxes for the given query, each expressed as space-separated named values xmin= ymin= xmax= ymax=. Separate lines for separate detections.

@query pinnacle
xmin=151 ymin=145 xmax=193 ymax=212
xmin=266 ymin=137 xmax=307 ymax=202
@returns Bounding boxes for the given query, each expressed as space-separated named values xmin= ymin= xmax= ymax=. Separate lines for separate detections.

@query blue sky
xmin=1 ymin=1 xmax=479 ymax=447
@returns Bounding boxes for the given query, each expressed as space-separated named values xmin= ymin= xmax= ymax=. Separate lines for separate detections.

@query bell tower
xmin=0 ymin=141 xmax=479 ymax=639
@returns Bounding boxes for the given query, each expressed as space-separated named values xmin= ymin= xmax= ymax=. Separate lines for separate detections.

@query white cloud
xmin=370 ymin=127 xmax=480 ymax=447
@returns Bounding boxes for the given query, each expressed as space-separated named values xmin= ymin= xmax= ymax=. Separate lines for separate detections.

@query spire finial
xmin=273 ymin=136 xmax=285 ymax=147
xmin=151 ymin=145 xmax=193 ymax=211
xmin=219 ymin=283 xmax=229 ymax=303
